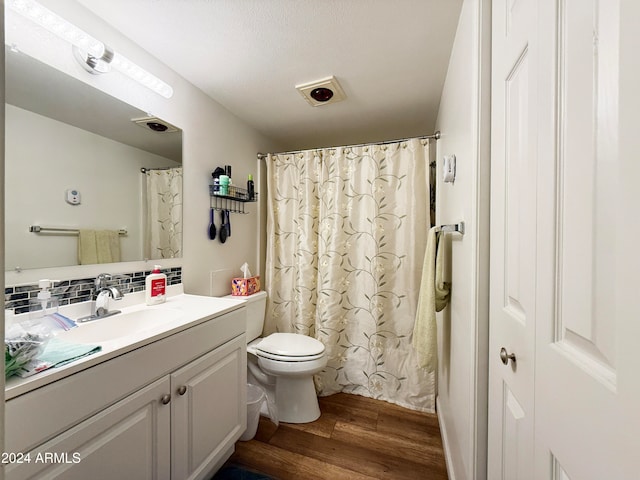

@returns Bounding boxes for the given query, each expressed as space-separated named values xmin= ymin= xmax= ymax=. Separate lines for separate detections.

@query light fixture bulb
xmin=6 ymin=0 xmax=105 ymax=58
xmin=111 ymin=52 xmax=174 ymax=99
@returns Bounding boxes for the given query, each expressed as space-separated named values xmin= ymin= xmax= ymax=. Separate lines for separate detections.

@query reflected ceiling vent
xmin=131 ymin=116 xmax=179 ymax=133
xmin=296 ymin=76 xmax=346 ymax=107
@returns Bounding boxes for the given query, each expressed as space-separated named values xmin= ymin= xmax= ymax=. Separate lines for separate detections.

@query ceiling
xmin=77 ymin=0 xmax=463 ymax=151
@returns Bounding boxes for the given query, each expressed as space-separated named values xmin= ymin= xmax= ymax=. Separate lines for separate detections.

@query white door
xmin=488 ymin=0 xmax=538 ymax=477
xmin=534 ymin=0 xmax=640 ymax=478
xmin=490 ymin=0 xmax=640 ymax=479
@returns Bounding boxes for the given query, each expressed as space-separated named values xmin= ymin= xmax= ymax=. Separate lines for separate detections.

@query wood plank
xmin=223 ymin=392 xmax=448 ymax=480
xmin=317 ymin=396 xmax=378 ymax=431
xmin=376 ymin=410 xmax=444 ymax=445
xmin=332 ymin=420 xmax=447 ymax=469
xmin=253 ymin=415 xmax=278 ymax=443
xmin=269 ymin=425 xmax=444 ymax=480
xmin=231 ymin=439 xmax=378 ymax=480
xmin=319 ymin=392 xmax=384 ymax=411
xmin=282 ymin=410 xmax=337 ymax=438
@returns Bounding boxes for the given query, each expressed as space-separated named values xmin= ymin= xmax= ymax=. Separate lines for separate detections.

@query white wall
xmin=1 ymin=2 xmax=6 ymax=473
xmin=434 ymin=1 xmax=490 ymax=479
xmin=5 ymin=105 xmax=179 ymax=270
xmin=4 ymin=0 xmax=281 ymax=290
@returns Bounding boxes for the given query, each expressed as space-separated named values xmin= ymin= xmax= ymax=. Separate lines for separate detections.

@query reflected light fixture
xmin=7 ymin=0 xmax=174 ymax=99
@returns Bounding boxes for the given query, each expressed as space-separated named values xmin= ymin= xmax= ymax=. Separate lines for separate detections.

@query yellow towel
xmin=78 ymin=230 xmax=98 ymax=265
xmin=412 ymin=226 xmax=451 ymax=371
xmin=78 ymin=230 xmax=121 ymax=265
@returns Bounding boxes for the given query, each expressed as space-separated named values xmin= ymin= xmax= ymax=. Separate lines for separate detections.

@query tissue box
xmin=231 ymin=276 xmax=260 ymax=296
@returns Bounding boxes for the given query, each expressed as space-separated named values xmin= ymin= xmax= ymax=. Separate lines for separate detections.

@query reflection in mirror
xmin=5 ymin=48 xmax=183 ymax=272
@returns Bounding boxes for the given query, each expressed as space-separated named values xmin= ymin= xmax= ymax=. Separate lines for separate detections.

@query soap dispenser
xmin=145 ymin=265 xmax=167 ymax=305
xmin=29 ymin=279 xmax=59 ymax=319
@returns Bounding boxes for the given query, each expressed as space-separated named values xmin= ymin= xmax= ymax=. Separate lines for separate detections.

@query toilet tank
xmin=227 ymin=291 xmax=267 ymax=342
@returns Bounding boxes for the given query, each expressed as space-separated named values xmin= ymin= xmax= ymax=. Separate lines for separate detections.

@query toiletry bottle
xmin=145 ymin=265 xmax=167 ymax=305
xmin=29 ymin=279 xmax=59 ymax=319
xmin=219 ymin=175 xmax=230 ymax=196
xmin=247 ymin=174 xmax=255 ymax=200
xmin=211 ymin=172 xmax=220 ymax=195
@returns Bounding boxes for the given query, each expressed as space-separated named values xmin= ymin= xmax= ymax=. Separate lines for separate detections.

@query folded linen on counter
xmin=16 ymin=337 xmax=102 ymax=378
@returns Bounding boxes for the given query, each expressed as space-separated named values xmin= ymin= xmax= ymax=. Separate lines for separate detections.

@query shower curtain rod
xmin=257 ymin=131 xmax=441 ymax=160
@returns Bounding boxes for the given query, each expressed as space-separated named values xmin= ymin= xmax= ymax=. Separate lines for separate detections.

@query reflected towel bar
xmin=435 ymin=222 xmax=465 ymax=235
xmin=29 ymin=226 xmax=128 ymax=236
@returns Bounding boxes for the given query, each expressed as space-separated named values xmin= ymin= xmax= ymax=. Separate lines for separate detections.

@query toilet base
xmin=276 ymin=376 xmax=321 ymax=423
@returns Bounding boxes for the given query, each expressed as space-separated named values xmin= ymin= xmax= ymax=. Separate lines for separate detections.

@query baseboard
xmin=436 ymin=396 xmax=457 ymax=480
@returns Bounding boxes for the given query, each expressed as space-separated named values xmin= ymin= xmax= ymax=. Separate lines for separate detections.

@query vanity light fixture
xmin=6 ymin=0 xmax=174 ymax=99
xmin=6 ymin=0 xmax=104 ymax=58
xmin=74 ymin=46 xmax=174 ymax=99
xmin=110 ymin=52 xmax=174 ymax=99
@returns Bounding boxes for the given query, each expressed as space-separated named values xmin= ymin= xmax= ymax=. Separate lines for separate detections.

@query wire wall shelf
xmin=209 ymin=185 xmax=258 ymax=214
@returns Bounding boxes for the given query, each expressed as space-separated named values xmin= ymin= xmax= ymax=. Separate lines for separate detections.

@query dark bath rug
xmin=211 ymin=464 xmax=276 ymax=480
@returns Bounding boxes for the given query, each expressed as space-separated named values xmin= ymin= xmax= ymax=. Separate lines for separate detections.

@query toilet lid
xmin=255 ymin=333 xmax=325 ymax=357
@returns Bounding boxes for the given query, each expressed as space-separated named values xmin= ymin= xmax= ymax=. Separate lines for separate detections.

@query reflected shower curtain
xmin=265 ymin=139 xmax=435 ymax=412
xmin=145 ymin=167 xmax=183 ymax=259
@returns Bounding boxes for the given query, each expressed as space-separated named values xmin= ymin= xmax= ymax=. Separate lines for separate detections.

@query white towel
xmin=78 ymin=230 xmax=121 ymax=265
xmin=412 ymin=227 xmax=451 ymax=371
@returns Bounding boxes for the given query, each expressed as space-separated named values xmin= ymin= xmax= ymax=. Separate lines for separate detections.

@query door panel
xmin=535 ymin=0 xmax=640 ymax=478
xmin=554 ymin=0 xmax=617 ymax=385
xmin=489 ymin=0 xmax=537 ymax=477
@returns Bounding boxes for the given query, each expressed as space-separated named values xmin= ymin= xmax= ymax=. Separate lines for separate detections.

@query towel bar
xmin=435 ymin=221 xmax=464 ymax=235
xmin=29 ymin=226 xmax=128 ymax=236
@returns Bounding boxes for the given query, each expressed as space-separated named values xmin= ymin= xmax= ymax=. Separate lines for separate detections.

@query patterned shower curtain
xmin=145 ymin=167 xmax=183 ymax=259
xmin=265 ymin=138 xmax=435 ymax=412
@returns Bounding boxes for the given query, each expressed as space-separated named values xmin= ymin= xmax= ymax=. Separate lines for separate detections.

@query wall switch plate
xmin=65 ymin=189 xmax=81 ymax=205
xmin=443 ymin=155 xmax=456 ymax=183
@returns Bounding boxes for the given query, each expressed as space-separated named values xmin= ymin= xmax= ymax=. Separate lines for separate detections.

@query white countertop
xmin=5 ymin=286 xmax=247 ymax=400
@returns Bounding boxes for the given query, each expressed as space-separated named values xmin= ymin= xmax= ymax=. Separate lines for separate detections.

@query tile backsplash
xmin=5 ymin=267 xmax=182 ymax=314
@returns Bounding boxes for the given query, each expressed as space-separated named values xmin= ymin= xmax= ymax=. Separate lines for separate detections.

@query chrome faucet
xmin=78 ymin=274 xmax=124 ymax=322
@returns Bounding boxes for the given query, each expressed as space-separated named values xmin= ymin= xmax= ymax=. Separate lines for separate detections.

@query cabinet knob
xmin=161 ymin=394 xmax=171 ymax=405
xmin=177 ymin=385 xmax=187 ymax=396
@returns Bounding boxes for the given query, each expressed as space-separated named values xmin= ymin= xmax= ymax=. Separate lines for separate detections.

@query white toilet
xmin=229 ymin=291 xmax=327 ymax=423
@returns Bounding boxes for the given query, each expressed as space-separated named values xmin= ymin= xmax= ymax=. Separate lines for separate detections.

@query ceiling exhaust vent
xmin=131 ymin=116 xmax=179 ymax=133
xmin=296 ymin=76 xmax=346 ymax=107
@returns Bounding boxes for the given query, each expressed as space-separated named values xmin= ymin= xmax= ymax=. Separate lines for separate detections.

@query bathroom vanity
xmin=4 ymin=292 xmax=247 ymax=480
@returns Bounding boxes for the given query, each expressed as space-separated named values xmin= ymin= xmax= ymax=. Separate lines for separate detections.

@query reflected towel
xmin=78 ymin=229 xmax=121 ymax=264
xmin=412 ymin=227 xmax=451 ymax=371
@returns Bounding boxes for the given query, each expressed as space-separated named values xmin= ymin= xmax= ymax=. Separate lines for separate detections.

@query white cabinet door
xmin=488 ymin=0 xmax=538 ymax=477
xmin=6 ymin=377 xmax=171 ymax=480
xmin=171 ymin=335 xmax=246 ymax=480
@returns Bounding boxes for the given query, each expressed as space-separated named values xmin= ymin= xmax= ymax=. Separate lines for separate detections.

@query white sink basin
xmin=60 ymin=308 xmax=184 ymax=344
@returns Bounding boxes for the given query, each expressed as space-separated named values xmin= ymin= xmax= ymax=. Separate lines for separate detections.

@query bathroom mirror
xmin=4 ymin=48 xmax=183 ymax=271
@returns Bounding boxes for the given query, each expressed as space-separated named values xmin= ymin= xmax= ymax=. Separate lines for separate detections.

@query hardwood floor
xmin=225 ymin=393 xmax=448 ymax=480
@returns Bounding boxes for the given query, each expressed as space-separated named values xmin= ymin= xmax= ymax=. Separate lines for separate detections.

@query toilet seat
xmin=253 ymin=333 xmax=325 ymax=362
